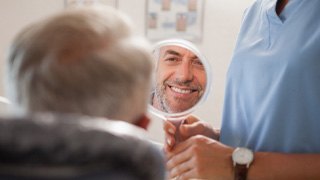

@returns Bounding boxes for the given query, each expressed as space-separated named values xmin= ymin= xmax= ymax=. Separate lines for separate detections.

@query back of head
xmin=6 ymin=6 xmax=153 ymax=123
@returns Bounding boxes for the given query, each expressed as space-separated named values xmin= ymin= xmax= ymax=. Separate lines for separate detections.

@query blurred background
xmin=0 ymin=0 xmax=253 ymax=143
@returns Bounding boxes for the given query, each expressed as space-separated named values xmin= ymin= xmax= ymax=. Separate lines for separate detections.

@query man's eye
xmin=165 ymin=57 xmax=180 ymax=62
xmin=192 ymin=59 xmax=203 ymax=66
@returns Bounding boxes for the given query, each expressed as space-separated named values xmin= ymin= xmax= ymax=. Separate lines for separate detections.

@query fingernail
xmin=167 ymin=138 xmax=172 ymax=146
xmin=168 ymin=128 xmax=174 ymax=134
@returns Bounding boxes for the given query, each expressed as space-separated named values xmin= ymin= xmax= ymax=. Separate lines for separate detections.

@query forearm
xmin=248 ymin=152 xmax=320 ymax=179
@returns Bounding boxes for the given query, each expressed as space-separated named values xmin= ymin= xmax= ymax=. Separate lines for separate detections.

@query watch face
xmin=232 ymin=147 xmax=253 ymax=165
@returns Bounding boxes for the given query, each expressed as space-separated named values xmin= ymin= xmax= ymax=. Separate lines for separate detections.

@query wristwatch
xmin=232 ymin=147 xmax=254 ymax=180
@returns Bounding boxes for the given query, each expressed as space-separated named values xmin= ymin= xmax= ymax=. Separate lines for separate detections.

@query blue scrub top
xmin=220 ymin=0 xmax=320 ymax=153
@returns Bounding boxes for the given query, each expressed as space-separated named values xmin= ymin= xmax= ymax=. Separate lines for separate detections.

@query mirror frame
xmin=148 ymin=39 xmax=212 ymax=120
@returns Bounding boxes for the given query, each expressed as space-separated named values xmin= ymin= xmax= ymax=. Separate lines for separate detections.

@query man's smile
xmin=168 ymin=85 xmax=198 ymax=94
xmin=165 ymin=82 xmax=200 ymax=101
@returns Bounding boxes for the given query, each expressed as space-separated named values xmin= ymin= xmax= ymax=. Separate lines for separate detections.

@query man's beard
xmin=154 ymin=79 xmax=204 ymax=113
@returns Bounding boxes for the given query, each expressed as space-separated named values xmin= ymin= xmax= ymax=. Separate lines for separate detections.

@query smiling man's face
xmin=153 ymin=45 xmax=206 ymax=113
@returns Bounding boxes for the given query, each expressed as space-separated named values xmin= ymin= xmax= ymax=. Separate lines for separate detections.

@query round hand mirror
xmin=149 ymin=39 xmax=211 ymax=121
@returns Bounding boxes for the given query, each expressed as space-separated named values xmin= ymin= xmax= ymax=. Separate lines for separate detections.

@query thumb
xmin=179 ymin=121 xmax=202 ymax=138
xmin=184 ymin=115 xmax=200 ymax=124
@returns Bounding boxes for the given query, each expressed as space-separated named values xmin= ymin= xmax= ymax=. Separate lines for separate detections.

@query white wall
xmin=0 ymin=1 xmax=64 ymax=96
xmin=0 ymin=0 xmax=253 ymax=143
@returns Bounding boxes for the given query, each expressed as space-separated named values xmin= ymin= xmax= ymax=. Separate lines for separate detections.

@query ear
xmin=134 ymin=114 xmax=150 ymax=130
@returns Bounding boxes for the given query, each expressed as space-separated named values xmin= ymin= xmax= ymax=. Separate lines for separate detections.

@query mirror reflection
xmin=150 ymin=40 xmax=208 ymax=116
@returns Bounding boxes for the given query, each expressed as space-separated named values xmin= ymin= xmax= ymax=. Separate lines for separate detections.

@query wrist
xmin=232 ymin=147 xmax=254 ymax=180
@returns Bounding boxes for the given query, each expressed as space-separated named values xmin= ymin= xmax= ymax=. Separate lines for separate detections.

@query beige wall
xmin=0 ymin=0 xmax=253 ymax=143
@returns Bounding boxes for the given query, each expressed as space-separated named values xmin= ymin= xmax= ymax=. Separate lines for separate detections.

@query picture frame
xmin=146 ymin=0 xmax=204 ymax=42
xmin=65 ymin=0 xmax=118 ymax=8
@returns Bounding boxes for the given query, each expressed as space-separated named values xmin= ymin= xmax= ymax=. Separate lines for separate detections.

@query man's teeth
xmin=171 ymin=86 xmax=192 ymax=94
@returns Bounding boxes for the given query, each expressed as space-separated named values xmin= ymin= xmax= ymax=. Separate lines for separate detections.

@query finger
xmin=163 ymin=120 xmax=176 ymax=135
xmin=167 ymin=144 xmax=194 ymax=171
xmin=179 ymin=121 xmax=202 ymax=137
xmin=177 ymin=168 xmax=199 ymax=180
xmin=180 ymin=115 xmax=201 ymax=137
xmin=169 ymin=159 xmax=194 ymax=179
xmin=166 ymin=137 xmax=195 ymax=160
xmin=164 ymin=133 xmax=176 ymax=152
xmin=184 ymin=115 xmax=200 ymax=124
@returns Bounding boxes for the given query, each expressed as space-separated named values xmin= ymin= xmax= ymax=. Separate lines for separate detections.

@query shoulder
xmin=0 ymin=113 xmax=165 ymax=179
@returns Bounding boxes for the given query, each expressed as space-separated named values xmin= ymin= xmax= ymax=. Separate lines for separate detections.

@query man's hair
xmin=5 ymin=6 xmax=153 ymax=123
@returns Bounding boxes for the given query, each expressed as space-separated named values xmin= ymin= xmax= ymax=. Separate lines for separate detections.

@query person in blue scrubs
xmin=163 ymin=0 xmax=320 ymax=179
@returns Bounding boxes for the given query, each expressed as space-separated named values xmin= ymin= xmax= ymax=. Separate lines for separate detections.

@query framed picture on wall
xmin=65 ymin=0 xmax=118 ymax=8
xmin=146 ymin=0 xmax=204 ymax=42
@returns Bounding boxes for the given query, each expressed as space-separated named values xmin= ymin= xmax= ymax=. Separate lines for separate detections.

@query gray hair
xmin=5 ymin=6 xmax=153 ymax=123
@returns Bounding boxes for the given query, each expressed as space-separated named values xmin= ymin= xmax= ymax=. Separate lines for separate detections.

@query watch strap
xmin=234 ymin=164 xmax=248 ymax=180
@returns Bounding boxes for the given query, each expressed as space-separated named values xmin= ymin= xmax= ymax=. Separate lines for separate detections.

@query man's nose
xmin=175 ymin=62 xmax=193 ymax=82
